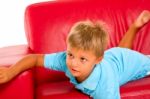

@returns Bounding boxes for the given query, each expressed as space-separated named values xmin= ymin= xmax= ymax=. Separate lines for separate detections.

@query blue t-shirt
xmin=44 ymin=47 xmax=150 ymax=99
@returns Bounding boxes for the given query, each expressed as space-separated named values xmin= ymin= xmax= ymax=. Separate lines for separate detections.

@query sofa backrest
xmin=25 ymin=0 xmax=150 ymax=54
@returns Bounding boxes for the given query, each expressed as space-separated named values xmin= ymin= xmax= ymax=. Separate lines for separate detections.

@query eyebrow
xmin=67 ymin=50 xmax=71 ymax=53
xmin=66 ymin=50 xmax=89 ymax=59
xmin=66 ymin=50 xmax=73 ymax=55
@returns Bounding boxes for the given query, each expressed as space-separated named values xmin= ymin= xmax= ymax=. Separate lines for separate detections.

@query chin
xmin=71 ymin=72 xmax=80 ymax=77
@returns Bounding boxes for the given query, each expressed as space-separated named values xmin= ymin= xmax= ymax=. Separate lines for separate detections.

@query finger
xmin=0 ymin=77 xmax=7 ymax=84
xmin=0 ymin=74 xmax=4 ymax=78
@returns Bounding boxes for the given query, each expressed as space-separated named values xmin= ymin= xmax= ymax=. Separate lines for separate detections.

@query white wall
xmin=0 ymin=0 xmax=53 ymax=48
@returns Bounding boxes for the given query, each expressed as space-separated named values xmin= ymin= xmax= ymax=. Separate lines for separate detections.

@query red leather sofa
xmin=0 ymin=0 xmax=150 ymax=99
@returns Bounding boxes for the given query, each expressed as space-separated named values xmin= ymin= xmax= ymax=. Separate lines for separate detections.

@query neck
xmin=76 ymin=76 xmax=87 ymax=83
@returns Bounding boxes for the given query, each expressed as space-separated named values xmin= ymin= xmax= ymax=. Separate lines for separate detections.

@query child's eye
xmin=67 ymin=53 xmax=74 ymax=59
xmin=80 ymin=57 xmax=87 ymax=63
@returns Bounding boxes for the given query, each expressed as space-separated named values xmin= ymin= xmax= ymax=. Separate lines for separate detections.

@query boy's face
xmin=66 ymin=45 xmax=102 ymax=82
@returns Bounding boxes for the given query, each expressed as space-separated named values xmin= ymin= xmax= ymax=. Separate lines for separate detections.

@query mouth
xmin=71 ymin=68 xmax=79 ymax=73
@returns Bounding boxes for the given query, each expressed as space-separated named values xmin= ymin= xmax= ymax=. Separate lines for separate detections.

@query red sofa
xmin=0 ymin=0 xmax=150 ymax=99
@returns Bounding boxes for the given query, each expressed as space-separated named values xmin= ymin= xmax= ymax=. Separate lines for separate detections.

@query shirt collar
xmin=65 ymin=64 xmax=101 ymax=91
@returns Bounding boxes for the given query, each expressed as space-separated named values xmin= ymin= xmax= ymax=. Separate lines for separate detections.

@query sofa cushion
xmin=25 ymin=0 xmax=150 ymax=54
xmin=36 ymin=81 xmax=91 ymax=99
xmin=121 ymin=76 xmax=150 ymax=99
xmin=35 ymin=76 xmax=150 ymax=99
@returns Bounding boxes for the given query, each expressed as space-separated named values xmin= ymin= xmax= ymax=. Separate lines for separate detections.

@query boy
xmin=0 ymin=10 xmax=150 ymax=99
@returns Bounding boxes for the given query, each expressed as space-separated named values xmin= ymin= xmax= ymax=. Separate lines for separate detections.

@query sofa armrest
xmin=0 ymin=45 xmax=33 ymax=66
xmin=0 ymin=45 xmax=34 ymax=99
xmin=0 ymin=70 xmax=34 ymax=99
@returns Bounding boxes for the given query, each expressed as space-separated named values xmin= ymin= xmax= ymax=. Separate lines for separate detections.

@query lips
xmin=71 ymin=68 xmax=79 ymax=72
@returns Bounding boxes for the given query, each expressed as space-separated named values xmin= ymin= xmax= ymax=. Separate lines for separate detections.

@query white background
xmin=0 ymin=0 xmax=52 ymax=48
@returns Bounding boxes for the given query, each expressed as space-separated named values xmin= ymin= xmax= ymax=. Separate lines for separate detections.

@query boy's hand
xmin=134 ymin=10 xmax=150 ymax=28
xmin=0 ymin=66 xmax=14 ymax=84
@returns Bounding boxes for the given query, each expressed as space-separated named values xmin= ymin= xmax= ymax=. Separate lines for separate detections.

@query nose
xmin=71 ymin=58 xmax=79 ymax=67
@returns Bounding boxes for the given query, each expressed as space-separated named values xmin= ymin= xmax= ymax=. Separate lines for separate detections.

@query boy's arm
xmin=118 ymin=10 xmax=150 ymax=49
xmin=0 ymin=54 xmax=44 ymax=84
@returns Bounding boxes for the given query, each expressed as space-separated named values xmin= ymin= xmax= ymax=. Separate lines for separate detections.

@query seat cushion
xmin=36 ymin=81 xmax=91 ymax=99
xmin=121 ymin=76 xmax=150 ymax=99
xmin=35 ymin=76 xmax=150 ymax=99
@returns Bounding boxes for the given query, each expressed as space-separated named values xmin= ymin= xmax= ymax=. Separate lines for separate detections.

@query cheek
xmin=66 ymin=58 xmax=71 ymax=67
xmin=85 ymin=63 xmax=96 ymax=71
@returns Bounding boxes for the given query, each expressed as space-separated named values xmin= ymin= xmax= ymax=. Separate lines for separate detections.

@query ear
xmin=95 ymin=56 xmax=103 ymax=64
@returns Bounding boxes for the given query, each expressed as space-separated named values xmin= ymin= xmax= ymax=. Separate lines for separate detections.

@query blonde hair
xmin=67 ymin=20 xmax=109 ymax=58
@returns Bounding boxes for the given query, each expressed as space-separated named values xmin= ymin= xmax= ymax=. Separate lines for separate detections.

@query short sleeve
xmin=44 ymin=51 xmax=67 ymax=72
xmin=105 ymin=47 xmax=150 ymax=85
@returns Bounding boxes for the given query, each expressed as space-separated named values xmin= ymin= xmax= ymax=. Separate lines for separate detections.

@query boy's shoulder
xmin=105 ymin=47 xmax=127 ymax=53
xmin=104 ymin=47 xmax=135 ymax=58
xmin=104 ymin=47 xmax=144 ymax=60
